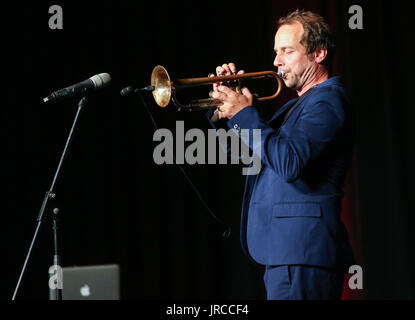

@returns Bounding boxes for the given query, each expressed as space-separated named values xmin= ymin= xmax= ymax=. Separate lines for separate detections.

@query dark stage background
xmin=1 ymin=0 xmax=413 ymax=300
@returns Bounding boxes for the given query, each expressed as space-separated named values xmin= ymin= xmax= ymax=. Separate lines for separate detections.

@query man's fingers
xmin=216 ymin=85 xmax=235 ymax=96
xmin=217 ymin=63 xmax=241 ymax=76
xmin=216 ymin=66 xmax=225 ymax=75
xmin=228 ymin=63 xmax=237 ymax=74
xmin=215 ymin=105 xmax=226 ymax=119
xmin=222 ymin=64 xmax=232 ymax=75
xmin=214 ymin=63 xmax=242 ymax=92
xmin=218 ymin=111 xmax=225 ymax=119
xmin=210 ymin=90 xmax=227 ymax=101
xmin=217 ymin=64 xmax=235 ymax=76
xmin=209 ymin=73 xmax=219 ymax=90
xmin=241 ymin=87 xmax=252 ymax=98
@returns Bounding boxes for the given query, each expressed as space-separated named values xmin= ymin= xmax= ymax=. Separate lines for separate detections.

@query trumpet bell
xmin=151 ymin=65 xmax=172 ymax=108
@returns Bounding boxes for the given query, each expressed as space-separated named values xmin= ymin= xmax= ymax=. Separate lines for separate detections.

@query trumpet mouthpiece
xmin=277 ymin=71 xmax=285 ymax=78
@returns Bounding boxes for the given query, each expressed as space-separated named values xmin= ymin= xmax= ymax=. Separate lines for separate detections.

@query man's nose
xmin=273 ymin=55 xmax=283 ymax=68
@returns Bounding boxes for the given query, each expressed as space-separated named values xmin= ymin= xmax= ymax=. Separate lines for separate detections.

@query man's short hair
xmin=278 ymin=9 xmax=336 ymax=67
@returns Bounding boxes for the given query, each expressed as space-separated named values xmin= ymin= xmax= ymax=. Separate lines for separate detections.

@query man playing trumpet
xmin=208 ymin=9 xmax=355 ymax=300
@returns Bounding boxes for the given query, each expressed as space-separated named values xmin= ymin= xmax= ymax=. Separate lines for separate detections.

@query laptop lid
xmin=62 ymin=264 xmax=120 ymax=300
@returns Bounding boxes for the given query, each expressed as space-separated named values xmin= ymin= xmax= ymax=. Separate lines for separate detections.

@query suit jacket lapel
xmin=267 ymin=98 xmax=298 ymax=125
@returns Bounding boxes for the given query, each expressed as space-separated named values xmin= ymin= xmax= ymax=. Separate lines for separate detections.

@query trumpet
xmin=150 ymin=65 xmax=284 ymax=111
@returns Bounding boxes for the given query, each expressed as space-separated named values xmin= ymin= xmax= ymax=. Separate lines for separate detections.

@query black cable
xmin=135 ymin=92 xmax=231 ymax=239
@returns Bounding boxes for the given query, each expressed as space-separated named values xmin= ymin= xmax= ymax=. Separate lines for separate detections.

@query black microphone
xmin=120 ymin=86 xmax=135 ymax=97
xmin=120 ymin=85 xmax=155 ymax=97
xmin=43 ymin=73 xmax=111 ymax=103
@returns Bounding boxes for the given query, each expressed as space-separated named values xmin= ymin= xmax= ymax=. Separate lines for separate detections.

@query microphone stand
xmin=50 ymin=207 xmax=62 ymax=300
xmin=12 ymin=97 xmax=88 ymax=300
xmin=130 ymin=89 xmax=231 ymax=239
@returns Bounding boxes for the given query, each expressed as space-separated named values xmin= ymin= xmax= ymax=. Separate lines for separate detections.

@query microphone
xmin=120 ymin=85 xmax=155 ymax=97
xmin=43 ymin=73 xmax=111 ymax=103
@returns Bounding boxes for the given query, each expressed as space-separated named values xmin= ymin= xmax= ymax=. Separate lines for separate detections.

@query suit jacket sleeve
xmin=205 ymin=108 xmax=243 ymax=160
xmin=227 ymin=96 xmax=345 ymax=182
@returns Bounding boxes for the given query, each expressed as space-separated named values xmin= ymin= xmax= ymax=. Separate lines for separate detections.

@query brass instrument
xmin=150 ymin=65 xmax=284 ymax=111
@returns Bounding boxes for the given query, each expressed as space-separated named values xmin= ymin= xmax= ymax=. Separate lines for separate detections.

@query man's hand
xmin=209 ymin=85 xmax=253 ymax=120
xmin=209 ymin=63 xmax=253 ymax=120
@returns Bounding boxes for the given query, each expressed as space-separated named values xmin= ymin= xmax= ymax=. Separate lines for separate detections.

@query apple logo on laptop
xmin=80 ymin=284 xmax=90 ymax=297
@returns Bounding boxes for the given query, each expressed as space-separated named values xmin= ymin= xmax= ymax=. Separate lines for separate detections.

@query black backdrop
xmin=1 ymin=0 xmax=413 ymax=300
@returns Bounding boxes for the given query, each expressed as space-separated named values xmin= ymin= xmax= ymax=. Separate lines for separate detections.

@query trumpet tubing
xmin=150 ymin=65 xmax=284 ymax=110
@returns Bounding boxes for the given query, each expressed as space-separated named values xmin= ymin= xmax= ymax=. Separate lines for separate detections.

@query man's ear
xmin=314 ymin=48 xmax=328 ymax=64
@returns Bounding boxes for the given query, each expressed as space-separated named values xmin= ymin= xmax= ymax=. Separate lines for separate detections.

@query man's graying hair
xmin=278 ymin=9 xmax=336 ymax=67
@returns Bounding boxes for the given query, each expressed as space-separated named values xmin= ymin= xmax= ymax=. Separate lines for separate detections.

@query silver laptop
xmin=62 ymin=264 xmax=120 ymax=300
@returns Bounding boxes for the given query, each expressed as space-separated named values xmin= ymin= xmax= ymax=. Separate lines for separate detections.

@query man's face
xmin=273 ymin=22 xmax=316 ymax=90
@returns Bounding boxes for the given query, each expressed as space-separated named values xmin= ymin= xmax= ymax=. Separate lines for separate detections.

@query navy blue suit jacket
xmin=208 ymin=76 xmax=355 ymax=271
